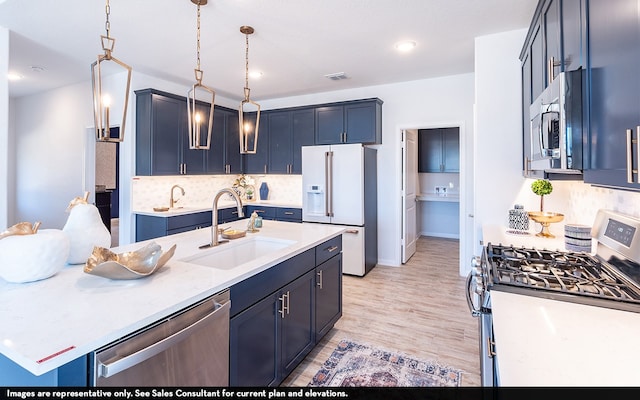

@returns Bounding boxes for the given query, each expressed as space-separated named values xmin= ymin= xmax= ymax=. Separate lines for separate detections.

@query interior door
xmin=402 ymin=129 xmax=418 ymax=263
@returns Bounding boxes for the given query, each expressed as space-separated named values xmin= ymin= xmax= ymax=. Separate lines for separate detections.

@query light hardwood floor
xmin=282 ymin=236 xmax=481 ymax=387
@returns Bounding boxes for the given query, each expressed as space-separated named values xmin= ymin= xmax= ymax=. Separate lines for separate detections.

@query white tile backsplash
xmin=131 ymin=174 xmax=302 ymax=210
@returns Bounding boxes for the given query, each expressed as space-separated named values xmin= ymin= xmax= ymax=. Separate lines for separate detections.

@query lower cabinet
xmin=245 ymin=205 xmax=302 ymax=223
xmin=135 ymin=208 xmax=244 ymax=242
xmin=229 ymin=236 xmax=342 ymax=387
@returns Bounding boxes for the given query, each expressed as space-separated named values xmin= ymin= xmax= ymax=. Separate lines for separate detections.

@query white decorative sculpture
xmin=62 ymin=192 xmax=111 ymax=265
xmin=0 ymin=223 xmax=70 ymax=283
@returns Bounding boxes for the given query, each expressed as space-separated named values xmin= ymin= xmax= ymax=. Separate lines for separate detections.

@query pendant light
xmin=187 ymin=0 xmax=215 ymax=150
xmin=238 ymin=26 xmax=260 ymax=154
xmin=91 ymin=0 xmax=132 ymax=142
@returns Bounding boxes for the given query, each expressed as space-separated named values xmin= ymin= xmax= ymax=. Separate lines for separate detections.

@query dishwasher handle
xmin=99 ymin=298 xmax=230 ymax=378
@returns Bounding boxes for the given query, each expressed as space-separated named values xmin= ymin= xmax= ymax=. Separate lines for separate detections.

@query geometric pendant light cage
xmin=91 ymin=0 xmax=132 ymax=142
xmin=238 ymin=25 xmax=260 ymax=154
xmin=187 ymin=0 xmax=215 ymax=150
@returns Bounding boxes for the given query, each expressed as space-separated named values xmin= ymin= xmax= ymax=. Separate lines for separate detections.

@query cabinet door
xmin=152 ymin=94 xmax=183 ymax=175
xmin=530 ymin=21 xmax=545 ymax=103
xmin=315 ymin=105 xmax=344 ymax=144
xmin=243 ymin=112 xmax=270 ymax=174
xmin=268 ymin=111 xmax=293 ymax=173
xmin=418 ymin=129 xmax=443 ymax=172
xmin=442 ymin=127 xmax=460 ymax=172
xmin=225 ymin=110 xmax=243 ymax=174
xmin=280 ymin=270 xmax=315 ymax=377
xmin=543 ymin=0 xmax=561 ymax=84
xmin=315 ymin=254 xmax=342 ymax=340
xmin=291 ymin=109 xmax=315 ymax=174
xmin=562 ymin=0 xmax=584 ymax=72
xmin=585 ymin=0 xmax=640 ymax=188
xmin=344 ymin=102 xmax=377 ymax=144
xmin=182 ymin=102 xmax=207 ymax=175
xmin=206 ymin=107 xmax=227 ymax=174
xmin=229 ymin=293 xmax=278 ymax=387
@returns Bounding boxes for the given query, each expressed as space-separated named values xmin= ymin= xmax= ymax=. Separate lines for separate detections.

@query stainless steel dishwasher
xmin=90 ymin=289 xmax=230 ymax=386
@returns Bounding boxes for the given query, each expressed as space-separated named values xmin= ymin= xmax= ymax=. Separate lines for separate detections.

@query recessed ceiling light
xmin=7 ymin=73 xmax=22 ymax=81
xmin=249 ymin=71 xmax=263 ymax=79
xmin=30 ymin=65 xmax=46 ymax=73
xmin=324 ymin=72 xmax=348 ymax=81
xmin=395 ymin=40 xmax=417 ymax=53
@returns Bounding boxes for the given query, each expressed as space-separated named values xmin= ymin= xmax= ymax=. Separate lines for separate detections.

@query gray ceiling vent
xmin=324 ymin=72 xmax=348 ymax=81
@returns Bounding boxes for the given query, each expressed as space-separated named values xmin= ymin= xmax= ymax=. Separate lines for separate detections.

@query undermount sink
xmin=181 ymin=236 xmax=296 ymax=270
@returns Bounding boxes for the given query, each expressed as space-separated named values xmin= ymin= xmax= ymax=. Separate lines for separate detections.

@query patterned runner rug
xmin=308 ymin=339 xmax=463 ymax=387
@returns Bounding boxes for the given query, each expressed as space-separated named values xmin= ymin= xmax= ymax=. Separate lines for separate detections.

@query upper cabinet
xmin=135 ymin=89 xmax=240 ymax=176
xmin=136 ymin=89 xmax=206 ymax=176
xmin=583 ymin=0 xmax=640 ymax=190
xmin=520 ymin=0 xmax=586 ymax=179
xmin=243 ymin=113 xmax=270 ymax=175
xmin=418 ymin=128 xmax=459 ymax=173
xmin=315 ymin=99 xmax=383 ymax=145
xmin=207 ymin=107 xmax=243 ymax=175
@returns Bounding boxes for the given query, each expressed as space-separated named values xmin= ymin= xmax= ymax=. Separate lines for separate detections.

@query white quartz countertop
xmin=133 ymin=200 xmax=302 ymax=217
xmin=482 ymin=224 xmax=594 ymax=253
xmin=0 ymin=220 xmax=343 ymax=376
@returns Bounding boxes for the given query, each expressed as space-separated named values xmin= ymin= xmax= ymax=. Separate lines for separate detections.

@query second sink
xmin=181 ymin=236 xmax=296 ymax=270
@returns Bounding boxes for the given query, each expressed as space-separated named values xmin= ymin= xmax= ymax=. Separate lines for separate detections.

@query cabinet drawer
xmin=276 ymin=208 xmax=302 ymax=222
xmin=315 ymin=235 xmax=342 ymax=266
xmin=246 ymin=205 xmax=277 ymax=220
xmin=167 ymin=211 xmax=211 ymax=230
xmin=219 ymin=207 xmax=243 ymax=222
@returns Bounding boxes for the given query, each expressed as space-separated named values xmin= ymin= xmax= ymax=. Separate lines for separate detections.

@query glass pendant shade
xmin=91 ymin=2 xmax=131 ymax=143
xmin=187 ymin=77 xmax=215 ymax=149
xmin=239 ymin=91 xmax=260 ymax=154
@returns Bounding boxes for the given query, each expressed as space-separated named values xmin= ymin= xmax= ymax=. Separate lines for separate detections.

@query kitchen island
xmin=0 ymin=219 xmax=344 ymax=385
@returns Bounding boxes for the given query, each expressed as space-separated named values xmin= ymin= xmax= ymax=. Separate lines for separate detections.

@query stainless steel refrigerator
xmin=302 ymin=143 xmax=377 ymax=276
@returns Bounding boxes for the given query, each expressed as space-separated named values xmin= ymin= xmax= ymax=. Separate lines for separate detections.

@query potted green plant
xmin=531 ymin=179 xmax=553 ymax=212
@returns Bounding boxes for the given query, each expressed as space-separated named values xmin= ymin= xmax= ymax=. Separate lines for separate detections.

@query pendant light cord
xmin=104 ymin=0 xmax=111 ymax=39
xmin=244 ymin=32 xmax=250 ymax=95
xmin=196 ymin=1 xmax=201 ymax=75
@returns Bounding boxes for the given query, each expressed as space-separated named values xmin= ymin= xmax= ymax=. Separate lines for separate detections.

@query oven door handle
xmin=465 ymin=270 xmax=481 ymax=317
xmin=538 ymin=103 xmax=560 ymax=158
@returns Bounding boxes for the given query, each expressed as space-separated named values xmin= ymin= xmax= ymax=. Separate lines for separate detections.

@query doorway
xmin=401 ymin=123 xmax=468 ymax=276
xmin=85 ymin=127 xmax=121 ymax=247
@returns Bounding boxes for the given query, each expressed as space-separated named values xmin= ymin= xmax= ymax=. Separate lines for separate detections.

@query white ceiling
xmin=1 ymin=0 xmax=537 ymax=101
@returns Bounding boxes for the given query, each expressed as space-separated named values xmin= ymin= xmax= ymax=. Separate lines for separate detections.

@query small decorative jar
xmin=509 ymin=204 xmax=529 ymax=231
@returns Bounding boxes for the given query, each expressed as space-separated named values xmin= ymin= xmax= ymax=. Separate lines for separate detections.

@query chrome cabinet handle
xmin=99 ymin=299 xmax=228 ymax=378
xmin=278 ymin=291 xmax=290 ymax=318
xmin=284 ymin=211 xmax=294 ymax=215
xmin=317 ymin=270 xmax=323 ymax=289
xmin=345 ymin=229 xmax=359 ymax=234
xmin=326 ymin=245 xmax=339 ymax=253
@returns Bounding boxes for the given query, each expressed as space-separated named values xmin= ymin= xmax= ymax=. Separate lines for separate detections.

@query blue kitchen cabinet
xmin=229 ymin=236 xmax=342 ymax=387
xmin=584 ymin=0 xmax=640 ymax=190
xmin=135 ymin=208 xmax=244 ymax=242
xmin=268 ymin=111 xmax=294 ymax=174
xmin=207 ymin=107 xmax=242 ymax=175
xmin=520 ymin=0 xmax=586 ymax=179
xmin=291 ymin=108 xmax=315 ymax=173
xmin=418 ymin=128 xmax=459 ymax=173
xmin=243 ymin=112 xmax=270 ymax=174
xmin=245 ymin=205 xmax=302 ymax=223
xmin=315 ymin=99 xmax=382 ymax=145
xmin=315 ymin=252 xmax=342 ymax=340
xmin=135 ymin=89 xmax=207 ymax=176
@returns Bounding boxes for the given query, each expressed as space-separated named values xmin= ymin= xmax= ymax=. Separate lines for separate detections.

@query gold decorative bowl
xmin=84 ymin=242 xmax=176 ymax=280
xmin=528 ymin=211 xmax=565 ymax=238
xmin=221 ymin=229 xmax=246 ymax=240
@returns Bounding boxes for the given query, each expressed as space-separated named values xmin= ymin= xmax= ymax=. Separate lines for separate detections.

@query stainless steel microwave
xmin=528 ymin=69 xmax=583 ymax=174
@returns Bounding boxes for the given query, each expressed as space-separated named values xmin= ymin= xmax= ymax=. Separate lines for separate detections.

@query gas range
xmin=484 ymin=243 xmax=640 ymax=311
xmin=468 ymin=209 xmax=640 ymax=386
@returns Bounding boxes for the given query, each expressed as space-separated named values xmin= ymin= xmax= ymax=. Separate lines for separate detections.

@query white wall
xmin=473 ymin=29 xmax=528 ymax=259
xmin=260 ymin=74 xmax=475 ymax=267
xmin=0 ymin=26 xmax=8 ymax=230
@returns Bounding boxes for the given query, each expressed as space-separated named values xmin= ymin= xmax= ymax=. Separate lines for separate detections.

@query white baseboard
xmin=419 ymin=231 xmax=460 ymax=239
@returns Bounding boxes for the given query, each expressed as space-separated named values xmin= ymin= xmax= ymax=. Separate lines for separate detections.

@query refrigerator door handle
xmin=325 ymin=151 xmax=334 ymax=217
